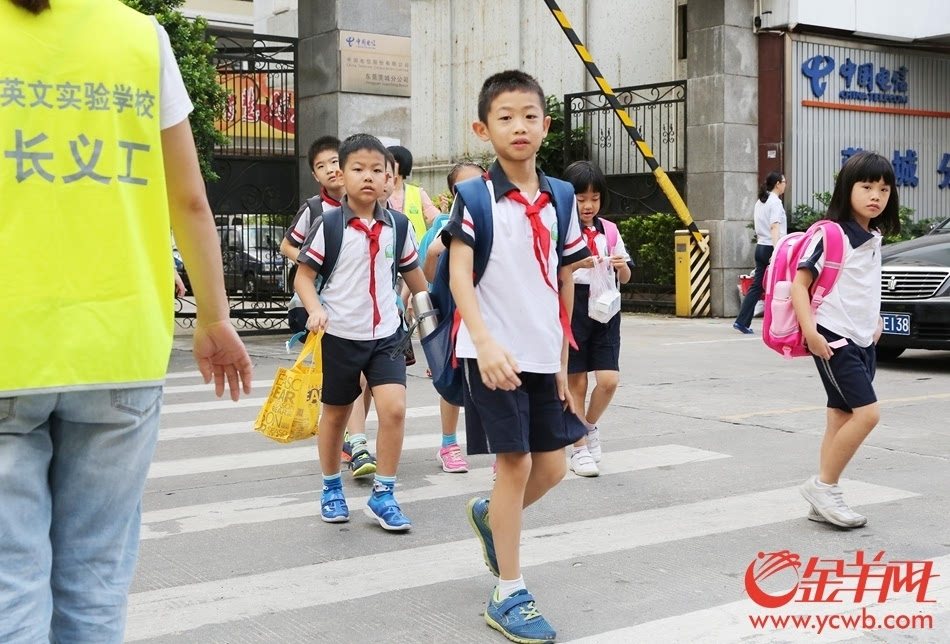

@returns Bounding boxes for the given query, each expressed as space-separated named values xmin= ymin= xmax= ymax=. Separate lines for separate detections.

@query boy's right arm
xmin=279 ymin=238 xmax=300 ymax=263
xmin=448 ymin=237 xmax=521 ymax=390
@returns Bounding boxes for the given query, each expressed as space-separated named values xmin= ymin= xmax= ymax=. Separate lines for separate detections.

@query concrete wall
xmin=686 ymin=0 xmax=759 ymax=317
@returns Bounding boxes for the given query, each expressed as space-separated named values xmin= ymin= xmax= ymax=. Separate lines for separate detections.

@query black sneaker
xmin=349 ymin=446 xmax=377 ymax=478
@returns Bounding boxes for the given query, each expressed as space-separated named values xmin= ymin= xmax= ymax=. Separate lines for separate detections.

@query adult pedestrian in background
xmin=734 ymin=171 xmax=788 ymax=334
xmin=0 ymin=1 xmax=252 ymax=642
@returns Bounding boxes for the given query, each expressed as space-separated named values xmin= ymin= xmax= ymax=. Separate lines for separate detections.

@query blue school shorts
xmin=813 ymin=326 xmax=877 ymax=412
xmin=461 ymin=359 xmax=588 ymax=455
xmin=321 ymin=330 xmax=407 ymax=406
xmin=568 ymin=284 xmax=621 ymax=374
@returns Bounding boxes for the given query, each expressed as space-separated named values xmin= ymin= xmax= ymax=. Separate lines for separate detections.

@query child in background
xmin=280 ymin=136 xmax=344 ymax=261
xmin=794 ymin=151 xmax=898 ymax=529
xmin=418 ymin=161 xmax=485 ymax=474
xmin=562 ymin=161 xmax=632 ymax=477
xmin=295 ymin=134 xmax=428 ymax=531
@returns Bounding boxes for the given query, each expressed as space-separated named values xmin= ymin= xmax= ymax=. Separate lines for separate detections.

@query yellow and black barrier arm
xmin=543 ymin=0 xmax=709 ymax=253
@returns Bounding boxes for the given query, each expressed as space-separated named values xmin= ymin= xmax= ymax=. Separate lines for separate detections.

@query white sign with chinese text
xmin=339 ymin=30 xmax=411 ymax=97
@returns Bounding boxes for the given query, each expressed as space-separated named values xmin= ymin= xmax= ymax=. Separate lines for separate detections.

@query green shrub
xmin=617 ymin=213 xmax=680 ymax=286
xmin=122 ymin=0 xmax=227 ymax=181
xmin=537 ymin=95 xmax=587 ymax=179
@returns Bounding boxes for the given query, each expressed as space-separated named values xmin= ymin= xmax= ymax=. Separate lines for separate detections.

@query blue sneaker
xmin=467 ymin=497 xmax=498 ymax=577
xmin=485 ymin=588 xmax=556 ymax=644
xmin=321 ymin=486 xmax=349 ymax=523
xmin=367 ymin=487 xmax=411 ymax=532
xmin=733 ymin=322 xmax=755 ymax=335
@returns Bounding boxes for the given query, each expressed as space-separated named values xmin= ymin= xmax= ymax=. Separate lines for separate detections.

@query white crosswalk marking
xmin=162 ymin=370 xmax=205 ymax=380
xmin=140 ymin=445 xmax=730 ymax=540
xmin=125 ymin=479 xmax=916 ymax=640
xmin=162 ymin=380 xmax=274 ymax=395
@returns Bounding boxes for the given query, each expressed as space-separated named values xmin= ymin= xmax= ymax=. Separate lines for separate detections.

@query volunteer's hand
xmin=608 ymin=254 xmax=627 ymax=271
xmin=475 ymin=337 xmax=521 ymax=391
xmin=438 ymin=194 xmax=450 ymax=212
xmin=805 ymin=331 xmax=834 ymax=360
xmin=174 ymin=272 xmax=187 ymax=298
xmin=555 ymin=368 xmax=575 ymax=413
xmin=193 ymin=320 xmax=253 ymax=402
xmin=307 ymin=307 xmax=329 ymax=333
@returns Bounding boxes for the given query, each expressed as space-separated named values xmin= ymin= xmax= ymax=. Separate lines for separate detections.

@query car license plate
xmin=881 ymin=312 xmax=910 ymax=335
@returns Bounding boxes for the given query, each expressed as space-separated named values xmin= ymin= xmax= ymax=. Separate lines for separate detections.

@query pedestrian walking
xmin=793 ymin=151 xmax=899 ymax=528
xmin=734 ymin=170 xmax=787 ymax=334
xmin=1 ymin=1 xmax=252 ymax=641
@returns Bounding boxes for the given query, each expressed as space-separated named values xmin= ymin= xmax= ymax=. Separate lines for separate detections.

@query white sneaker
xmin=585 ymin=426 xmax=602 ymax=463
xmin=570 ymin=449 xmax=599 ymax=477
xmin=800 ymin=476 xmax=867 ymax=528
xmin=806 ymin=504 xmax=826 ymax=523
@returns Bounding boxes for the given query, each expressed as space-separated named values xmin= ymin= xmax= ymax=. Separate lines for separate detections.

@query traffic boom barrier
xmin=543 ymin=0 xmax=709 ymax=254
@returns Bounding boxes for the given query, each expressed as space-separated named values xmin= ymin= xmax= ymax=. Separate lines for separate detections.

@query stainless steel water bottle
xmin=411 ymin=292 xmax=440 ymax=339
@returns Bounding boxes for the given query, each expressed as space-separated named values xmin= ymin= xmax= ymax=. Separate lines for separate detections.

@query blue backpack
xmin=422 ymin=175 xmax=577 ymax=406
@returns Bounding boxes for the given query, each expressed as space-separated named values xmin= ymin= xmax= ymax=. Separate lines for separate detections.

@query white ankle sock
xmin=573 ymin=446 xmax=590 ymax=456
xmin=815 ymin=478 xmax=833 ymax=488
xmin=496 ymin=576 xmax=526 ymax=599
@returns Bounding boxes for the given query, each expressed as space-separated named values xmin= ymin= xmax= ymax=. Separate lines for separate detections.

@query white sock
xmin=583 ymin=419 xmax=595 ymax=431
xmin=496 ymin=576 xmax=526 ymax=599
xmin=815 ymin=478 xmax=833 ymax=488
xmin=573 ymin=446 xmax=590 ymax=456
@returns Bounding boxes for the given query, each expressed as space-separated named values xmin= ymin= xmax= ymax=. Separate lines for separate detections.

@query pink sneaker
xmin=438 ymin=444 xmax=469 ymax=473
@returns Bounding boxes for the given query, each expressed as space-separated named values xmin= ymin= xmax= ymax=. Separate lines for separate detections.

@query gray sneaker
xmin=800 ymin=476 xmax=867 ymax=528
xmin=586 ymin=426 xmax=602 ymax=463
xmin=806 ymin=504 xmax=826 ymax=523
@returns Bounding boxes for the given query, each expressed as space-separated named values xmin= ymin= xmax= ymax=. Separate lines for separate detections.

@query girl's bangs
xmin=848 ymin=152 xmax=896 ymax=186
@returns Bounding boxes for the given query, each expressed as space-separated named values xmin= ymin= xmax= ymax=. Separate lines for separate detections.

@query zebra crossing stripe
xmin=163 ymin=371 xmax=205 ymax=380
xmin=563 ymin=554 xmax=950 ymax=643
xmin=162 ymin=379 xmax=273 ymax=395
xmin=140 ymin=445 xmax=729 ymax=540
xmin=147 ymin=431 xmax=465 ymax=479
xmin=124 ymin=479 xmax=917 ymax=640
xmin=158 ymin=405 xmax=448 ymax=441
xmin=161 ymin=396 xmax=267 ymax=415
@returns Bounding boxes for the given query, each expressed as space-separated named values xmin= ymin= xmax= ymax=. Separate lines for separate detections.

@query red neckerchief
xmin=582 ymin=226 xmax=600 ymax=256
xmin=321 ymin=187 xmax=342 ymax=208
xmin=347 ymin=218 xmax=384 ymax=330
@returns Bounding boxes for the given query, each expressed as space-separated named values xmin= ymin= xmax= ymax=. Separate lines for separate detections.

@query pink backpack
xmin=762 ymin=220 xmax=846 ymax=359
xmin=602 ymin=219 xmax=620 ymax=254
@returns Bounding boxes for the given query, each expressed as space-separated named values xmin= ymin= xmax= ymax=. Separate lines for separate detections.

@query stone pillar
xmin=297 ymin=0 xmax=411 ymax=196
xmin=685 ymin=0 xmax=758 ymax=317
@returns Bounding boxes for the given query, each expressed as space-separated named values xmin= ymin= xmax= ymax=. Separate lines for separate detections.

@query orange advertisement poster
xmin=216 ymin=73 xmax=295 ymax=139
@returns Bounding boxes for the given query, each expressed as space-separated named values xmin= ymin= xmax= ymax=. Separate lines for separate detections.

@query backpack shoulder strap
xmin=602 ymin=218 xmax=620 ymax=254
xmin=387 ymin=209 xmax=411 ymax=289
xmin=810 ymin=221 xmax=846 ymax=303
xmin=548 ymin=177 xmax=576 ymax=268
xmin=306 ymin=196 xmax=323 ymax=220
xmin=452 ymin=176 xmax=494 ymax=282
xmin=316 ymin=207 xmax=345 ymax=293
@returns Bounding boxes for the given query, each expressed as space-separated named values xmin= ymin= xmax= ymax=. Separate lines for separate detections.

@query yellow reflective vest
xmin=403 ymin=183 xmax=427 ymax=242
xmin=0 ymin=0 xmax=173 ymax=394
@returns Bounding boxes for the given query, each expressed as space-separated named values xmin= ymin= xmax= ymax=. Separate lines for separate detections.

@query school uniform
xmin=798 ymin=220 xmax=883 ymax=411
xmin=441 ymin=161 xmax=591 ymax=455
xmin=298 ymin=197 xmax=419 ymax=406
xmin=569 ymin=217 xmax=633 ymax=374
xmin=284 ymin=187 xmax=343 ymax=248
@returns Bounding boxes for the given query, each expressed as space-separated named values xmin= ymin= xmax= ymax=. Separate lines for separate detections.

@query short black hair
xmin=447 ymin=161 xmax=486 ymax=194
xmin=307 ymin=135 xmax=340 ymax=170
xmin=759 ymin=170 xmax=785 ymax=203
xmin=562 ymin=160 xmax=609 ymax=211
xmin=383 ymin=149 xmax=396 ymax=173
xmin=477 ymin=70 xmax=546 ymax=123
xmin=339 ymin=133 xmax=389 ymax=170
xmin=826 ymin=151 xmax=900 ymax=237
xmin=387 ymin=145 xmax=413 ymax=178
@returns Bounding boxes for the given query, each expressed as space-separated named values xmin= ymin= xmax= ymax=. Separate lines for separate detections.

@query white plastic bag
xmin=588 ymin=258 xmax=621 ymax=323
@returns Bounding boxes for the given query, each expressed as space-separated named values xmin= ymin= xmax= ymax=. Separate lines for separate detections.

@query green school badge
xmin=551 ymin=228 xmax=559 ymax=242
xmin=385 ymin=244 xmax=394 ymax=258
xmin=409 ymin=205 xmax=420 ymax=214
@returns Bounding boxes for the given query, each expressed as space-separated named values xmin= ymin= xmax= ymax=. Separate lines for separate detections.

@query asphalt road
xmin=129 ymin=315 xmax=950 ymax=643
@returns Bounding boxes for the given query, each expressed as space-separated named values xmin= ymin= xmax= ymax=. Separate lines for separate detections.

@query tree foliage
xmin=122 ymin=0 xmax=227 ymax=181
xmin=537 ymin=94 xmax=587 ymax=179
xmin=617 ymin=213 xmax=680 ymax=286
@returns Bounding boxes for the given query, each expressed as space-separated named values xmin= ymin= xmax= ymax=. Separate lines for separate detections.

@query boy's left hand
xmin=555 ymin=369 xmax=575 ymax=413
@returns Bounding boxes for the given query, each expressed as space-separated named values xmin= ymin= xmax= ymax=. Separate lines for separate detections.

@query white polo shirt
xmin=298 ymin=198 xmax=419 ymax=341
xmin=573 ymin=217 xmax=633 ymax=286
xmin=284 ymin=188 xmax=343 ymax=248
xmin=442 ymin=163 xmax=590 ymax=373
xmin=798 ymin=220 xmax=882 ymax=348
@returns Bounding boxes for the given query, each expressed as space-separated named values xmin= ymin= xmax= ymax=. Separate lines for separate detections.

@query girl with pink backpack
xmin=782 ymin=152 xmax=900 ymax=528
xmin=562 ymin=161 xmax=633 ymax=477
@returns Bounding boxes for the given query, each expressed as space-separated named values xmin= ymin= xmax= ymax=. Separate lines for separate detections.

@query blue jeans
xmin=0 ymin=387 xmax=162 ymax=644
xmin=735 ymin=243 xmax=774 ymax=328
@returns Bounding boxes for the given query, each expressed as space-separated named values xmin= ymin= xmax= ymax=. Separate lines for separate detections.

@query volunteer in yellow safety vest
xmin=386 ymin=144 xmax=443 ymax=241
xmin=0 ymin=1 xmax=252 ymax=641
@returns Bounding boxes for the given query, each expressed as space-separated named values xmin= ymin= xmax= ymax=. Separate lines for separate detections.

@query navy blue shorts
xmin=813 ymin=326 xmax=877 ymax=412
xmin=568 ymin=285 xmax=621 ymax=374
xmin=461 ymin=359 xmax=588 ymax=455
xmin=321 ymin=330 xmax=407 ymax=406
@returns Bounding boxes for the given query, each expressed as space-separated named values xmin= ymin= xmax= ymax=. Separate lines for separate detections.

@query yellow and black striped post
xmin=543 ymin=0 xmax=709 ymax=255
xmin=674 ymin=229 xmax=711 ymax=318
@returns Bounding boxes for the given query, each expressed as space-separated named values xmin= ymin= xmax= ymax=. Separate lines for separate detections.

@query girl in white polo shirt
xmin=562 ymin=161 xmax=632 ymax=477
xmin=792 ymin=151 xmax=900 ymax=529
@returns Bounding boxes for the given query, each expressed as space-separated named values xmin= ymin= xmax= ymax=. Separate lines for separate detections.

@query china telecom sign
xmin=802 ymin=55 xmax=909 ymax=104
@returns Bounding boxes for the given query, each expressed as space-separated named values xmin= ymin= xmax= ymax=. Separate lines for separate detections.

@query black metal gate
xmin=564 ymin=80 xmax=686 ymax=310
xmin=175 ymin=29 xmax=299 ymax=333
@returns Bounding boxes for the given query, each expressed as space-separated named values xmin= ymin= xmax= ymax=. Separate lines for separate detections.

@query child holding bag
xmin=563 ymin=161 xmax=632 ymax=477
